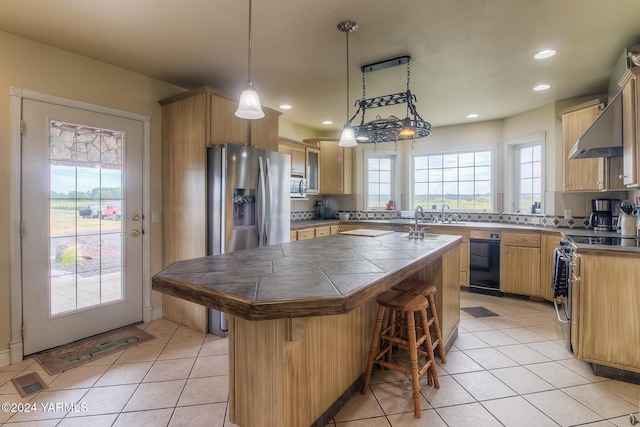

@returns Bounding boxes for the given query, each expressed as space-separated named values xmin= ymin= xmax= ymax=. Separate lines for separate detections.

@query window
xmin=411 ymin=149 xmax=494 ymax=211
xmin=365 ymin=152 xmax=396 ymax=209
xmin=507 ymin=132 xmax=544 ymax=213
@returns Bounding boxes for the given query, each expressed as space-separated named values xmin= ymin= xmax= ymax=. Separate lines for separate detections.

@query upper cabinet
xmin=305 ymin=138 xmax=353 ymax=195
xmin=161 ymin=86 xmax=280 ymax=151
xmin=619 ymin=67 xmax=640 ymax=188
xmin=278 ymin=138 xmax=307 ymax=176
xmin=250 ymin=111 xmax=281 ymax=152
xmin=561 ymin=100 xmax=625 ymax=192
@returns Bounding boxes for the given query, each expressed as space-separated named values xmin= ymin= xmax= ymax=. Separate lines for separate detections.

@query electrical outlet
xmin=531 ymin=217 xmax=540 ymax=225
xmin=151 ymin=211 xmax=160 ymax=223
xmin=367 ymin=212 xmax=375 ymax=218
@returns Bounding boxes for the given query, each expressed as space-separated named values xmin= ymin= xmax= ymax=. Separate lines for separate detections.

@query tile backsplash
xmin=291 ymin=209 xmax=589 ymax=229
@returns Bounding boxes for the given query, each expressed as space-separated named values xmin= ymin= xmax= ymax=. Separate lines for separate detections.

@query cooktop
xmin=567 ymin=235 xmax=639 ymax=247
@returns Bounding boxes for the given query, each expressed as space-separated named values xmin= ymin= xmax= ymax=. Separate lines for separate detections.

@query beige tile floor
xmin=1 ymin=291 xmax=639 ymax=426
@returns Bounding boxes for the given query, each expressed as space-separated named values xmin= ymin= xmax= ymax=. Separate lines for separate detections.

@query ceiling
xmin=2 ymin=0 xmax=640 ymax=133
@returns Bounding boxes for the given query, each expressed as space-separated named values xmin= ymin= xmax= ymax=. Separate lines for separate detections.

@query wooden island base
xmin=227 ymin=246 xmax=460 ymax=427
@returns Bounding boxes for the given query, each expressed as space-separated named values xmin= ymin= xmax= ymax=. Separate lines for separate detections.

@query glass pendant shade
xmin=235 ymin=81 xmax=265 ymax=119
xmin=399 ymin=118 xmax=415 ymax=137
xmin=339 ymin=125 xmax=357 ymax=147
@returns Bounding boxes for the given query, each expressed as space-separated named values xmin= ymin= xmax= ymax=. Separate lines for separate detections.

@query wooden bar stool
xmin=362 ymin=289 xmax=439 ymax=418
xmin=392 ymin=279 xmax=446 ymax=363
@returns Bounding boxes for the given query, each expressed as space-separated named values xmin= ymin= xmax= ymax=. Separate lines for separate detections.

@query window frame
xmin=363 ymin=150 xmax=399 ymax=210
xmin=506 ymin=132 xmax=545 ymax=214
xmin=407 ymin=145 xmax=498 ymax=213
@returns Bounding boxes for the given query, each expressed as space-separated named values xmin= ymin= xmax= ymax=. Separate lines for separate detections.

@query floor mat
xmin=461 ymin=306 xmax=499 ymax=318
xmin=34 ymin=325 xmax=155 ymax=375
xmin=11 ymin=372 xmax=49 ymax=397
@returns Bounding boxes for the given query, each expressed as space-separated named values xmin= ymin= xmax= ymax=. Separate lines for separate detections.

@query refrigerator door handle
xmin=257 ymin=156 xmax=266 ymax=246
xmin=264 ymin=157 xmax=272 ymax=246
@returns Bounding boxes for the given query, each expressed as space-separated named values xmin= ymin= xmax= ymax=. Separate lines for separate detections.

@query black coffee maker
xmin=588 ymin=199 xmax=613 ymax=231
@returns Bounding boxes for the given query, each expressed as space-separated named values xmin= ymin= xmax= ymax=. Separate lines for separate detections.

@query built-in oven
xmin=290 ymin=176 xmax=306 ymax=198
xmin=469 ymin=230 xmax=502 ymax=296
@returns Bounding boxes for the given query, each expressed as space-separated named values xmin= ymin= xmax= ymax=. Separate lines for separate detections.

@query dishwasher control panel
xmin=469 ymin=230 xmax=501 ymax=240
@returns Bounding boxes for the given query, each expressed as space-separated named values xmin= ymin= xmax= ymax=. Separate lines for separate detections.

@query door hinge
xmin=21 ymin=323 xmax=25 ymax=338
xmin=19 ymin=120 xmax=25 ymax=134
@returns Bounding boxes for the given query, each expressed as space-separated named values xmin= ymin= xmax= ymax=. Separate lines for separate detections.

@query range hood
xmin=568 ymin=90 xmax=623 ymax=159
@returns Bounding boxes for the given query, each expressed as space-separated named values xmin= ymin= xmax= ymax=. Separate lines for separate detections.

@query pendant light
xmin=337 ymin=20 xmax=358 ymax=147
xmin=235 ymin=0 xmax=265 ymax=120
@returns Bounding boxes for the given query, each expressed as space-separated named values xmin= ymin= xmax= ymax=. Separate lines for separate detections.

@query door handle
xmin=132 ymin=214 xmax=140 ymax=221
xmin=127 ymin=229 xmax=140 ymax=237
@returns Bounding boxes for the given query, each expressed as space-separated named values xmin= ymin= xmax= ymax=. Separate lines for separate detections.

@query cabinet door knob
xmin=619 ymin=174 xmax=627 ymax=179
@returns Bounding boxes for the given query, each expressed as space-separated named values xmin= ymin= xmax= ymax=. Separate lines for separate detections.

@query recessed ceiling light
xmin=534 ymin=49 xmax=557 ymax=59
xmin=466 ymin=113 xmax=479 ymax=119
xmin=322 ymin=120 xmax=333 ymax=125
xmin=533 ymin=84 xmax=551 ymax=91
xmin=279 ymin=104 xmax=292 ymax=110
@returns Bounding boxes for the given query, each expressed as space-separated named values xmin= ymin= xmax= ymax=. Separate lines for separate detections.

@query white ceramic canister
xmin=619 ymin=213 xmax=637 ymax=236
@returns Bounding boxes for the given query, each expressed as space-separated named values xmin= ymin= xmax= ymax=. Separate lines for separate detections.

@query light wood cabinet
xmin=305 ymin=138 xmax=352 ymax=195
xmin=315 ymin=226 xmax=331 ymax=237
xmin=296 ymin=228 xmax=316 ymax=240
xmin=289 ymin=230 xmax=298 ymax=242
xmin=159 ymin=87 xmax=280 ymax=332
xmin=620 ymin=67 xmax=640 ymax=188
xmin=577 ymin=251 xmax=640 ymax=373
xmin=209 ymin=93 xmax=249 ymax=146
xmin=561 ymin=100 xmax=625 ymax=191
xmin=337 ymin=223 xmax=361 ymax=232
xmin=430 ymin=226 xmax=469 ymax=287
xmin=250 ymin=111 xmax=280 ymax=152
xmin=306 ymin=147 xmax=320 ymax=195
xmin=278 ymin=138 xmax=306 ymax=176
xmin=500 ymin=232 xmax=541 ymax=296
xmin=539 ymin=234 xmax=562 ymax=301
xmin=330 ymin=225 xmax=340 ymax=235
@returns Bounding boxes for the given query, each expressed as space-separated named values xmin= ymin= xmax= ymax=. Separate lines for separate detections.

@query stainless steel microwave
xmin=290 ymin=177 xmax=306 ymax=198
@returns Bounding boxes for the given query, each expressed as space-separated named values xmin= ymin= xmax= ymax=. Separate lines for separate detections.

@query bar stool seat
xmin=392 ymin=279 xmax=446 ymax=363
xmin=361 ymin=289 xmax=439 ymax=418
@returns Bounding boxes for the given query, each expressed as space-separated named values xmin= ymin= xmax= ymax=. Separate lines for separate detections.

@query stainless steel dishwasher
xmin=468 ymin=230 xmax=502 ymax=296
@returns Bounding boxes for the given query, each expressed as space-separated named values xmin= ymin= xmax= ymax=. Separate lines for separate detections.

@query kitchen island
xmin=152 ymin=232 xmax=461 ymax=427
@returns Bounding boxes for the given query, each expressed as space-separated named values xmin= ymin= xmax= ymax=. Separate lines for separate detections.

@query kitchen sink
xmin=403 ymin=233 xmax=441 ymax=239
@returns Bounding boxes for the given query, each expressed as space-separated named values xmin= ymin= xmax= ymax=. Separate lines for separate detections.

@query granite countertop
xmin=290 ymin=219 xmax=640 ymax=253
xmin=152 ymin=233 xmax=462 ymax=320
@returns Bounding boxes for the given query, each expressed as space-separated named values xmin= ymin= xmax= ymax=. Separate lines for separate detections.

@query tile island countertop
xmin=152 ymin=232 xmax=462 ymax=320
xmin=152 ymin=231 xmax=462 ymax=427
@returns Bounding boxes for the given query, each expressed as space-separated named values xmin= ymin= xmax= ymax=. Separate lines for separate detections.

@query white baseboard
xmin=10 ymin=341 xmax=23 ymax=365
xmin=0 ymin=349 xmax=10 ymax=368
xmin=143 ymin=305 xmax=153 ymax=323
xmin=152 ymin=306 xmax=163 ymax=321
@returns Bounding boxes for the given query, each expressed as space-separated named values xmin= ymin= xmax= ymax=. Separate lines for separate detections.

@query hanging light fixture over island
xmin=235 ymin=0 xmax=265 ymax=120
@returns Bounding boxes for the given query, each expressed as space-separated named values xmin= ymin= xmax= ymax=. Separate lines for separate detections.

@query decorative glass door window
xmin=49 ymin=121 xmax=123 ymax=315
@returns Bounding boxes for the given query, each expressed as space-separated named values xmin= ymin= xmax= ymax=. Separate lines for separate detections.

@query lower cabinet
xmin=430 ymin=226 xmax=469 ymax=287
xmin=577 ymin=252 xmax=640 ymax=373
xmin=292 ymin=223 xmax=341 ymax=241
xmin=315 ymin=226 xmax=331 ymax=237
xmin=296 ymin=228 xmax=316 ymax=240
xmin=500 ymin=232 xmax=541 ymax=296
xmin=337 ymin=223 xmax=362 ymax=232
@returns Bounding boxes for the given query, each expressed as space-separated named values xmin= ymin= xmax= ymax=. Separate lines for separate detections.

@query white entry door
xmin=21 ymin=99 xmax=144 ymax=355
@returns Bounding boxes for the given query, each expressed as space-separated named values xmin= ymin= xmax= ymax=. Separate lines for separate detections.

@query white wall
xmin=0 ymin=31 xmax=185 ymax=354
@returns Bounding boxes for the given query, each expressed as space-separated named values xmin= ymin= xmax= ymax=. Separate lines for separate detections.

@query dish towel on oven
xmin=552 ymin=248 xmax=569 ymax=298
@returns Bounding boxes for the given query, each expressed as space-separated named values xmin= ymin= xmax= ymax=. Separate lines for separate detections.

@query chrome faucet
xmin=440 ymin=203 xmax=450 ymax=222
xmin=415 ymin=205 xmax=424 ymax=230
xmin=404 ymin=205 xmax=428 ymax=238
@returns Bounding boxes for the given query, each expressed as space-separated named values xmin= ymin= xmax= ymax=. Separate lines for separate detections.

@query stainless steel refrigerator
xmin=207 ymin=143 xmax=291 ymax=336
